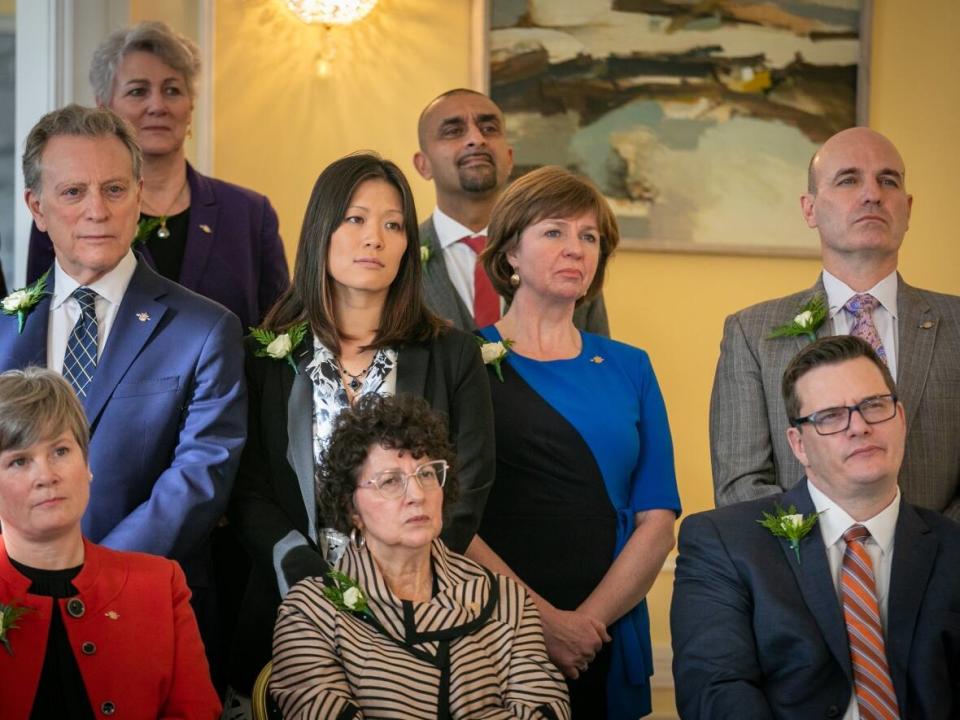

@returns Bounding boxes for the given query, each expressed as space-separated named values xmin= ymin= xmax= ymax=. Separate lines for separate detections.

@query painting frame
xmin=471 ymin=0 xmax=873 ymax=258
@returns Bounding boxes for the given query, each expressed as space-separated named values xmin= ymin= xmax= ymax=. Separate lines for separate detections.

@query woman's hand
xmin=539 ymin=604 xmax=611 ymax=679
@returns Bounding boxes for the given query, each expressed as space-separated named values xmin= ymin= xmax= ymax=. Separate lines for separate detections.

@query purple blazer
xmin=27 ymin=163 xmax=289 ymax=329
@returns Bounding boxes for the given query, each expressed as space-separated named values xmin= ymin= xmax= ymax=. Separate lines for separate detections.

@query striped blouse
xmin=271 ymin=539 xmax=570 ymax=720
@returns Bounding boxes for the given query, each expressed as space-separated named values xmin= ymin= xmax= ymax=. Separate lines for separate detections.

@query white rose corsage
xmin=2 ymin=269 xmax=50 ymax=334
xmin=323 ymin=570 xmax=373 ymax=619
xmin=250 ymin=321 xmax=309 ymax=373
xmin=757 ymin=503 xmax=824 ymax=563
xmin=768 ymin=294 xmax=827 ymax=342
xmin=477 ymin=336 xmax=514 ymax=382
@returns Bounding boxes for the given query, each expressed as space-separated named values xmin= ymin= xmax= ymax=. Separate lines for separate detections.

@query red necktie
xmin=841 ymin=524 xmax=900 ymax=720
xmin=459 ymin=234 xmax=500 ymax=327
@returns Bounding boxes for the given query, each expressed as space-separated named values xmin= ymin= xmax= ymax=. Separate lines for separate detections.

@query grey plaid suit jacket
xmin=710 ymin=273 xmax=960 ymax=520
xmin=419 ymin=216 xmax=611 ymax=336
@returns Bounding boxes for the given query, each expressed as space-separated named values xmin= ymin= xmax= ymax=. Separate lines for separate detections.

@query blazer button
xmin=81 ymin=641 xmax=97 ymax=655
xmin=101 ymin=701 xmax=116 ymax=715
xmin=827 ymin=705 xmax=840 ymax=718
xmin=66 ymin=598 xmax=85 ymax=618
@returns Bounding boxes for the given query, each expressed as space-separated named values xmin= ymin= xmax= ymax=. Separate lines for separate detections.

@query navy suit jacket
xmin=0 ymin=260 xmax=247 ymax=587
xmin=27 ymin=163 xmax=289 ymax=330
xmin=671 ymin=480 xmax=960 ymax=720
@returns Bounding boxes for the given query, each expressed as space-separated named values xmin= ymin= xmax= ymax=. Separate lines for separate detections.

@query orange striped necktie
xmin=841 ymin=524 xmax=900 ymax=720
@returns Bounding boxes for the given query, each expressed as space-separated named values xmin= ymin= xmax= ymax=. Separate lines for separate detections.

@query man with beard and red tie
xmin=413 ymin=89 xmax=609 ymax=335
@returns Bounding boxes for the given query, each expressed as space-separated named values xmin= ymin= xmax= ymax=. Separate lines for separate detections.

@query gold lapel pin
xmin=590 ymin=356 xmax=604 ymax=364
xmin=104 ymin=610 xmax=120 ymax=620
xmin=199 ymin=224 xmax=212 ymax=234
xmin=137 ymin=313 xmax=150 ymax=322
xmin=919 ymin=320 xmax=934 ymax=329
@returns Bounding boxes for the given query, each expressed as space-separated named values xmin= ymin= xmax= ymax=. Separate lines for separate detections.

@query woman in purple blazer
xmin=26 ymin=21 xmax=288 ymax=330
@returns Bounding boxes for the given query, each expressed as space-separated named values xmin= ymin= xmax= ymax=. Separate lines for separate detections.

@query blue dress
xmin=477 ymin=327 xmax=681 ymax=719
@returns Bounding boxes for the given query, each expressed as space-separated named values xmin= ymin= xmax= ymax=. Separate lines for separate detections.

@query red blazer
xmin=0 ymin=537 xmax=220 ymax=719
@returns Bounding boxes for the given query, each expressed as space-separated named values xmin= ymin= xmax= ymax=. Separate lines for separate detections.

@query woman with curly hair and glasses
xmin=270 ymin=393 xmax=569 ymax=720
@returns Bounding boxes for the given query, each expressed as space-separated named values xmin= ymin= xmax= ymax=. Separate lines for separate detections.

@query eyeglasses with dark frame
xmin=356 ymin=459 xmax=448 ymax=499
xmin=790 ymin=393 xmax=899 ymax=436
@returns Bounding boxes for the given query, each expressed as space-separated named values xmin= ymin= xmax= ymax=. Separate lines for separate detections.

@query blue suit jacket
xmin=26 ymin=163 xmax=289 ymax=330
xmin=0 ymin=260 xmax=247 ymax=587
xmin=671 ymin=480 xmax=960 ymax=720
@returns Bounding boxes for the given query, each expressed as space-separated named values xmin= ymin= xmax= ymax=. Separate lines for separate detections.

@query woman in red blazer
xmin=0 ymin=367 xmax=220 ymax=719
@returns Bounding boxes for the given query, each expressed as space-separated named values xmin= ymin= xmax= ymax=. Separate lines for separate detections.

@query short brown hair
xmin=481 ymin=165 xmax=619 ymax=304
xmin=0 ymin=367 xmax=90 ymax=460
xmin=23 ymin=104 xmax=142 ymax=193
xmin=316 ymin=393 xmax=459 ymax=535
xmin=782 ymin=335 xmax=896 ymax=422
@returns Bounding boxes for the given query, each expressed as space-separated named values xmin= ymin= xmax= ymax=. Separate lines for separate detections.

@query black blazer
xmin=228 ymin=326 xmax=495 ymax=690
xmin=671 ymin=479 xmax=960 ymax=720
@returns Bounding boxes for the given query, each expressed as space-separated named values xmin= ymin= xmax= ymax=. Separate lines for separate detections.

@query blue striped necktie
xmin=63 ymin=287 xmax=99 ymax=398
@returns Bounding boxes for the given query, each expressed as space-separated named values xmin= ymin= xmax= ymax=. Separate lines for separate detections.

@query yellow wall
xmin=212 ymin=1 xmax=960 ymax=715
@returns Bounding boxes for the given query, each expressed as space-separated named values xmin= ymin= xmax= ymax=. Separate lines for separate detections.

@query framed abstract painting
xmin=476 ymin=0 xmax=872 ymax=257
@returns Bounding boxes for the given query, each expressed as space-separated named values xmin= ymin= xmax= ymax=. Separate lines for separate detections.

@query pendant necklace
xmin=143 ymin=176 xmax=189 ymax=240
xmin=337 ymin=354 xmax=376 ymax=392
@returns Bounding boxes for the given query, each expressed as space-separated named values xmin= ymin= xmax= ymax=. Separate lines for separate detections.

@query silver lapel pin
xmin=199 ymin=224 xmax=212 ymax=234
xmin=137 ymin=313 xmax=150 ymax=322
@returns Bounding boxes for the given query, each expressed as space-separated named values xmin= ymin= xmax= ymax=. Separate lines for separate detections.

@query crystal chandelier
xmin=286 ymin=0 xmax=378 ymax=25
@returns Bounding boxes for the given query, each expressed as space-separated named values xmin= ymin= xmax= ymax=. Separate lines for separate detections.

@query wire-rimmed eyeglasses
xmin=356 ymin=460 xmax=448 ymax=499
xmin=790 ymin=393 xmax=898 ymax=436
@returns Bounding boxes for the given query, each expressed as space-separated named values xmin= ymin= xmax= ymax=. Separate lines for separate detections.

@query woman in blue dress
xmin=468 ymin=166 xmax=681 ymax=719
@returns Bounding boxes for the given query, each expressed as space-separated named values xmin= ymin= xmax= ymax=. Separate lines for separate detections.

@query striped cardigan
xmin=271 ymin=539 xmax=570 ymax=719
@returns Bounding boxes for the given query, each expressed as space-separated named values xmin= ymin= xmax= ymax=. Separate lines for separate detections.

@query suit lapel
xmin=894 ymin=279 xmax=935 ymax=430
xmin=886 ymin=500 xmax=936 ymax=712
xmin=780 ymin=481 xmax=853 ymax=682
xmin=396 ymin=341 xmax=429 ymax=397
xmin=83 ymin=263 xmax=169 ymax=428
xmin=286 ymin=345 xmax=318 ymax=542
xmin=177 ymin=164 xmax=219 ymax=291
xmin=420 ymin=218 xmax=475 ymax=331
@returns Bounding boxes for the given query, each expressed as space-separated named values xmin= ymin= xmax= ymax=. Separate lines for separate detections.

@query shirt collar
xmin=51 ymin=251 xmax=137 ymax=309
xmin=431 ymin=207 xmax=488 ymax=251
xmin=822 ymin=268 xmax=899 ymax=321
xmin=808 ymin=479 xmax=900 ymax=555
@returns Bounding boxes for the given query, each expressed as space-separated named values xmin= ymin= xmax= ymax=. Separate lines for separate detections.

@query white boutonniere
xmin=420 ymin=243 xmax=431 ymax=265
xmin=758 ymin=504 xmax=824 ymax=563
xmin=132 ymin=217 xmax=163 ymax=248
xmin=250 ymin=321 xmax=309 ymax=373
xmin=323 ymin=570 xmax=373 ymax=619
xmin=477 ymin=337 xmax=514 ymax=382
xmin=0 ymin=600 xmax=31 ymax=656
xmin=768 ymin=294 xmax=827 ymax=342
xmin=2 ymin=269 xmax=50 ymax=334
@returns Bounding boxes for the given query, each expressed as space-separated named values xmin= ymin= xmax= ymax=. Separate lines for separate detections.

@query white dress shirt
xmin=822 ymin=269 xmax=899 ymax=380
xmin=47 ymin=251 xmax=137 ymax=374
xmin=807 ymin=480 xmax=900 ymax=720
xmin=431 ymin=207 xmax=504 ymax=316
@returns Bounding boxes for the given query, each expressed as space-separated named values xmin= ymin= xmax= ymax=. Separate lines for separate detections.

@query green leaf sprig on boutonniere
xmin=323 ymin=569 xmax=374 ymax=620
xmin=768 ymin=294 xmax=828 ymax=343
xmin=250 ymin=321 xmax=309 ymax=373
xmin=758 ymin=503 xmax=824 ymax=563
xmin=132 ymin=217 xmax=163 ymax=248
xmin=1 ymin=269 xmax=50 ymax=335
xmin=0 ymin=600 xmax=31 ymax=656
xmin=477 ymin=337 xmax=514 ymax=383
xmin=420 ymin=243 xmax=431 ymax=265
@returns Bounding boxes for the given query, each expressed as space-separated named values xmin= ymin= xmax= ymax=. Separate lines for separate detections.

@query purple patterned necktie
xmin=845 ymin=293 xmax=887 ymax=364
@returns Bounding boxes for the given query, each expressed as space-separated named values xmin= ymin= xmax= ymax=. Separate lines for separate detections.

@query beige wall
xmin=211 ymin=1 xmax=960 ymax=715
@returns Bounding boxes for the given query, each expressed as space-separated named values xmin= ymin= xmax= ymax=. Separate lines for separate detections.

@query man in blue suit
xmin=672 ymin=335 xmax=960 ymax=719
xmin=0 ymin=105 xmax=245 ymax=647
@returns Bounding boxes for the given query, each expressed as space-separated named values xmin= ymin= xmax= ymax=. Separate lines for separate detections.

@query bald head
xmin=807 ymin=127 xmax=906 ymax=195
xmin=417 ymin=88 xmax=496 ymax=149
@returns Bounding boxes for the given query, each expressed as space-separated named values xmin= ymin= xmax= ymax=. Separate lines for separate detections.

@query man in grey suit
xmin=413 ymin=89 xmax=609 ymax=334
xmin=710 ymin=127 xmax=960 ymax=521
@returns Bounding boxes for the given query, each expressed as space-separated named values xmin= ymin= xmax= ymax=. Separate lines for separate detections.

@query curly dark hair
xmin=317 ymin=393 xmax=460 ymax=534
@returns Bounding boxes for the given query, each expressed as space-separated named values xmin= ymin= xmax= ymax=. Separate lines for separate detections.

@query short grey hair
xmin=90 ymin=20 xmax=201 ymax=104
xmin=22 ymin=104 xmax=143 ymax=193
xmin=0 ymin=367 xmax=90 ymax=461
